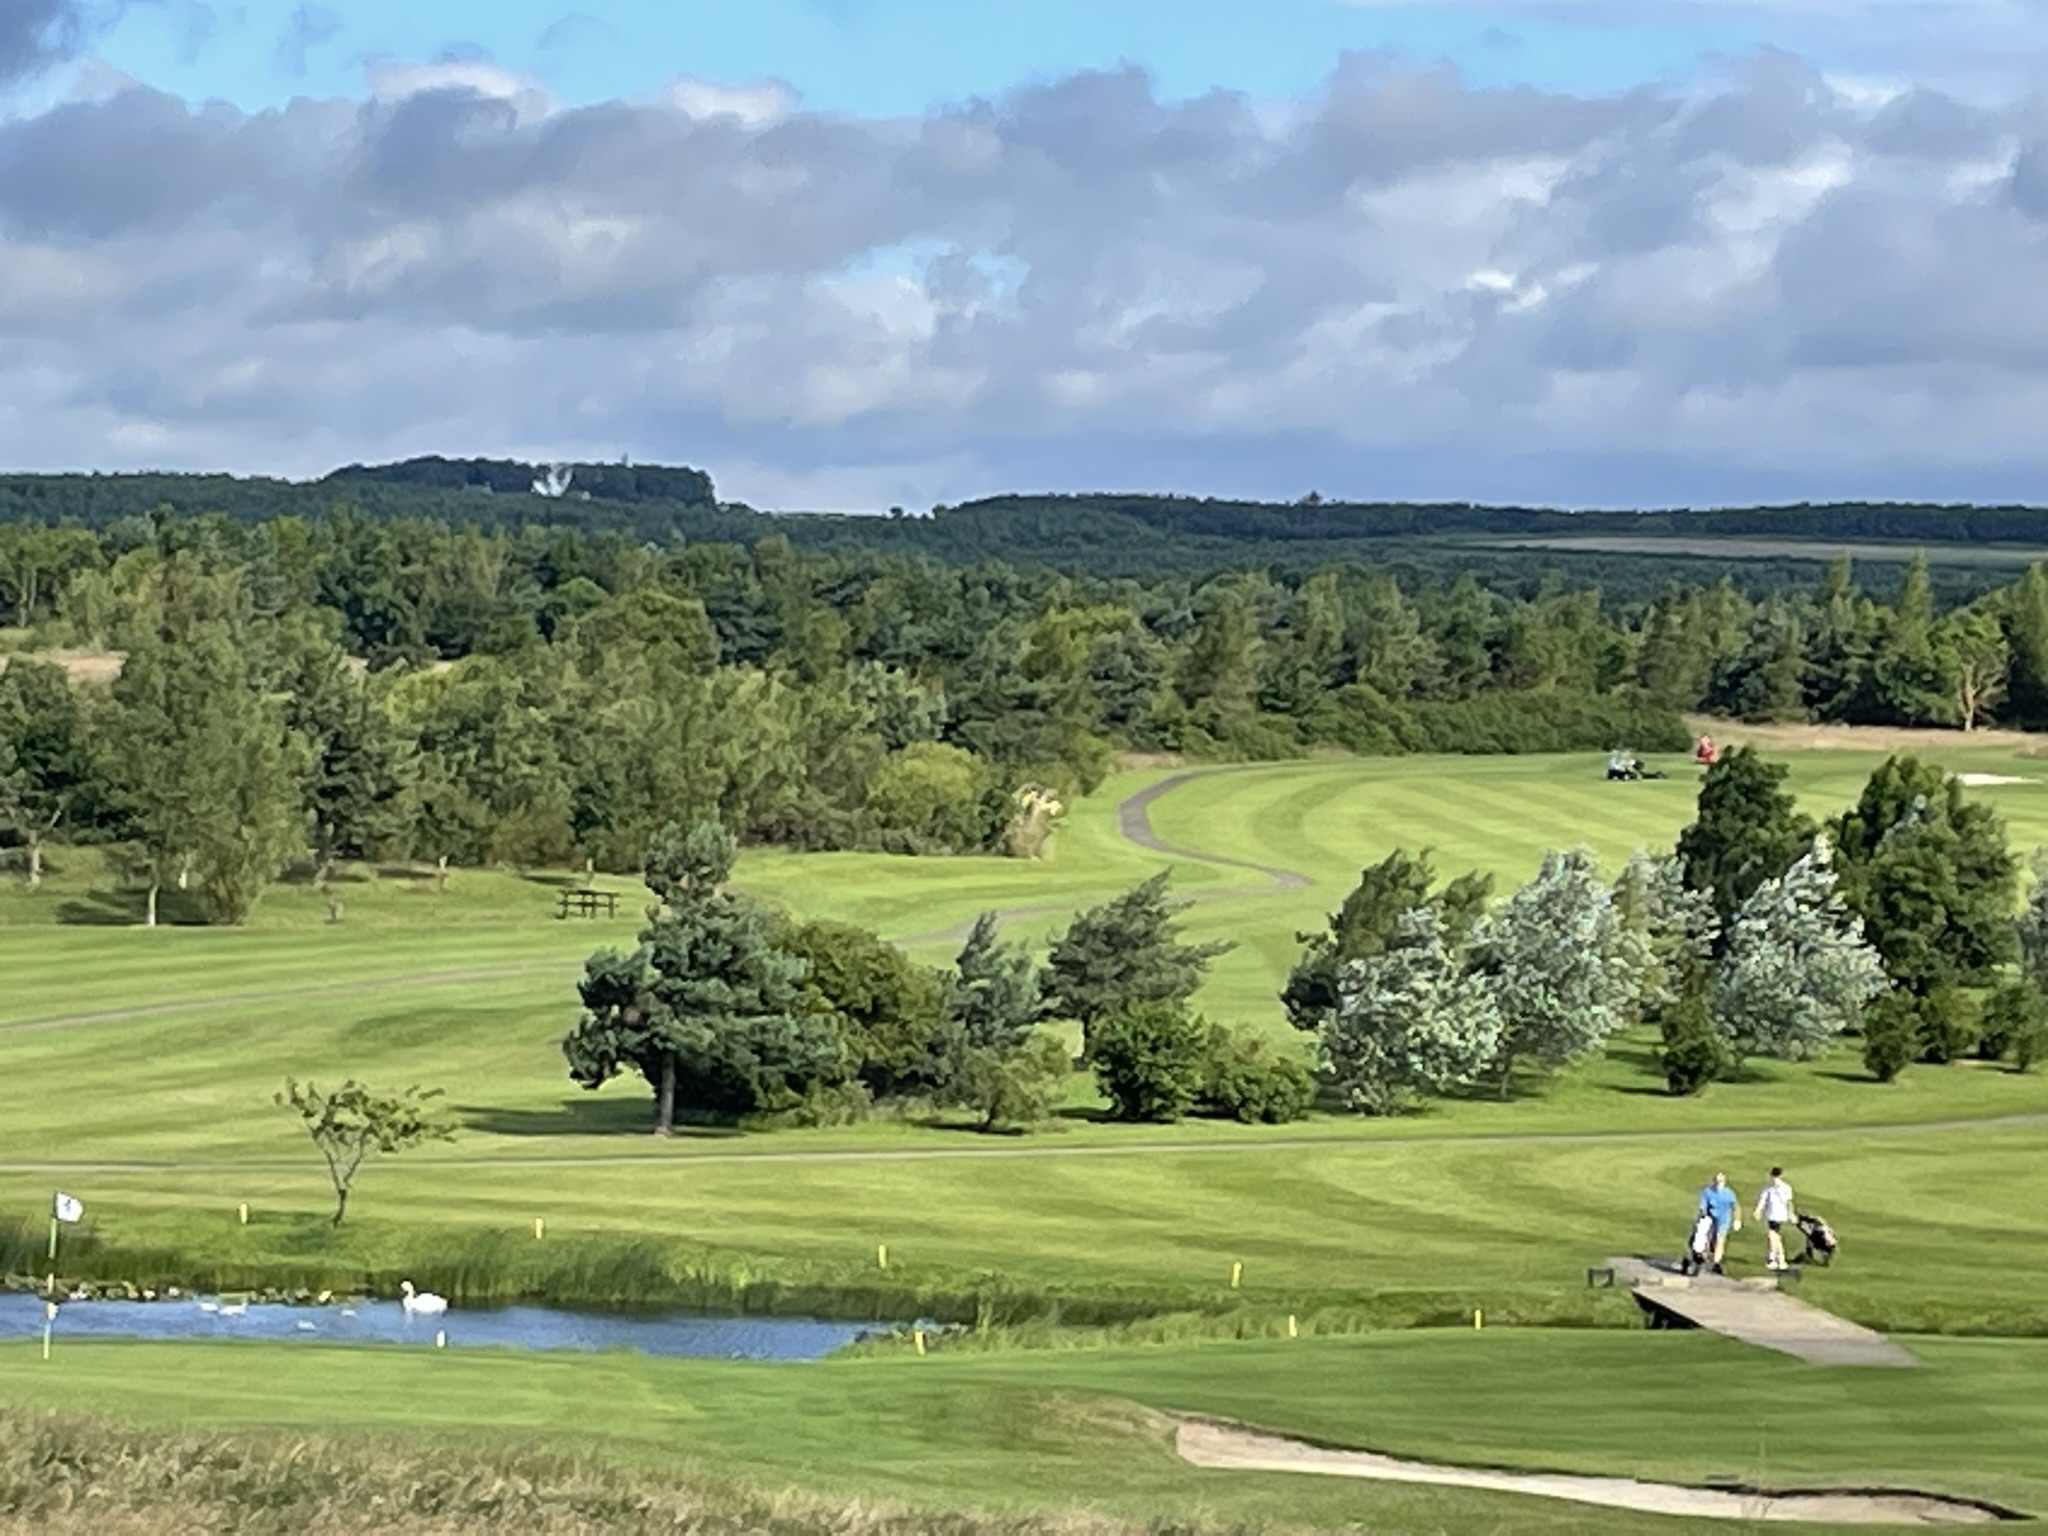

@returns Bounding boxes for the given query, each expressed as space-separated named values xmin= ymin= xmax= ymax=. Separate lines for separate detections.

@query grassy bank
xmin=4 ymin=1332 xmax=2045 ymax=1533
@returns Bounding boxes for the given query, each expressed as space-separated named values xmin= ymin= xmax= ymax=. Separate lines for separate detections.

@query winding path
xmin=1114 ymin=768 xmax=1312 ymax=892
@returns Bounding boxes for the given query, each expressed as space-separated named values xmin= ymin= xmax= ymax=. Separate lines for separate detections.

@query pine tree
xmin=1676 ymin=746 xmax=1814 ymax=935
xmin=1040 ymin=872 xmax=1233 ymax=1035
xmin=944 ymin=912 xmax=1041 ymax=1053
xmin=563 ymin=821 xmax=849 ymax=1133
xmin=1830 ymin=755 xmax=2018 ymax=994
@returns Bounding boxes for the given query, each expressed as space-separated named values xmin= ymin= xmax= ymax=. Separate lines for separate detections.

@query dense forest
xmin=4 ymin=467 xmax=2048 ymax=921
xmin=1 ymin=456 xmax=2043 ymax=594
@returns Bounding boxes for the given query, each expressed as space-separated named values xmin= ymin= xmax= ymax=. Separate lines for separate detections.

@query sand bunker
xmin=1955 ymin=772 xmax=2033 ymax=787
xmin=1175 ymin=1420 xmax=2009 ymax=1525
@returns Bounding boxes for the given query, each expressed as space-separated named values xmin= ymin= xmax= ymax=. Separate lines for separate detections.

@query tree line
xmin=8 ymin=505 xmax=2048 ymax=917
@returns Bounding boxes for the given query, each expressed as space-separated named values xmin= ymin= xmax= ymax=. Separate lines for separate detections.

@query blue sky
xmin=106 ymin=0 xmax=1787 ymax=112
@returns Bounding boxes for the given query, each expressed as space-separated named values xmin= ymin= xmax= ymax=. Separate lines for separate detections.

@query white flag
xmin=53 ymin=1193 xmax=82 ymax=1223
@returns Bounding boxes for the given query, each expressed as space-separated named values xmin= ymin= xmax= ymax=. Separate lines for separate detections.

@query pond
xmin=0 ymin=1291 xmax=871 ymax=1359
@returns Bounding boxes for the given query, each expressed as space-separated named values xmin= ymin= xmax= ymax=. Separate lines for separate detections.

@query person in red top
xmin=1695 ymin=735 xmax=1718 ymax=765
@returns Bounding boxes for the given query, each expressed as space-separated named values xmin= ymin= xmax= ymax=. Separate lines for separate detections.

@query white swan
xmin=218 ymin=1300 xmax=247 ymax=1318
xmin=399 ymin=1280 xmax=447 ymax=1316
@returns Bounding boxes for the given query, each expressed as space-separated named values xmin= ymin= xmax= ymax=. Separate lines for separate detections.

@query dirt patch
xmin=1176 ymin=1419 xmax=2012 ymax=1525
xmin=0 ymin=648 xmax=126 ymax=684
xmin=1685 ymin=716 xmax=2043 ymax=755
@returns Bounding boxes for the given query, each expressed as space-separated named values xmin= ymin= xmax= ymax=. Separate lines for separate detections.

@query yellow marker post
xmin=1473 ymin=1309 xmax=1483 ymax=1330
xmin=238 ymin=1203 xmax=248 ymax=1226
xmin=1286 ymin=1314 xmax=1298 ymax=1339
xmin=1229 ymin=1261 xmax=1242 ymax=1289
xmin=877 ymin=1243 xmax=888 ymax=1270
xmin=913 ymin=1329 xmax=926 ymax=1356
xmin=534 ymin=1218 xmax=545 ymax=1241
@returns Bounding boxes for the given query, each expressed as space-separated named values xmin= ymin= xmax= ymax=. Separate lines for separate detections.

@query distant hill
xmin=2 ymin=460 xmax=2045 ymax=593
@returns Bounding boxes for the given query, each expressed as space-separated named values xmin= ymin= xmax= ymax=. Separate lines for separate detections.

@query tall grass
xmin=0 ymin=1408 xmax=1212 ymax=1536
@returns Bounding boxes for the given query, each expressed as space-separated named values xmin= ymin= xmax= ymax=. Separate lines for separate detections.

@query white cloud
xmin=1 ymin=53 xmax=2047 ymax=507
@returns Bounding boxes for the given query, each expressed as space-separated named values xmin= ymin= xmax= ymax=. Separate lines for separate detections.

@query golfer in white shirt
xmin=1755 ymin=1166 xmax=1795 ymax=1271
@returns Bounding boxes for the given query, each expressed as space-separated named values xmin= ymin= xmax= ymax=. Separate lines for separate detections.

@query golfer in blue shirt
xmin=1698 ymin=1172 xmax=1741 ymax=1273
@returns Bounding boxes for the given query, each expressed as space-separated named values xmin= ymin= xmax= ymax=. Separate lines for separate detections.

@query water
xmin=0 ymin=1292 xmax=870 ymax=1359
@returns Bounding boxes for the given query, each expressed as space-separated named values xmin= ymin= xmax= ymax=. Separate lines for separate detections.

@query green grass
xmin=5 ymin=745 xmax=2048 ymax=1531
xmin=3 ymin=1332 xmax=2044 ymax=1531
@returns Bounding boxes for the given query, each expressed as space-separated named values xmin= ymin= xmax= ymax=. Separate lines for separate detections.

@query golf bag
xmin=1681 ymin=1210 xmax=1717 ymax=1276
xmin=1793 ymin=1212 xmax=1837 ymax=1267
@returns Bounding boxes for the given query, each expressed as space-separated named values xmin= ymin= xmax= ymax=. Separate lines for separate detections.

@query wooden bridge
xmin=1595 ymin=1256 xmax=1919 ymax=1368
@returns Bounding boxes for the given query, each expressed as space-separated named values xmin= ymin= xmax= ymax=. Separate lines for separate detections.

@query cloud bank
xmin=2 ymin=46 xmax=2046 ymax=509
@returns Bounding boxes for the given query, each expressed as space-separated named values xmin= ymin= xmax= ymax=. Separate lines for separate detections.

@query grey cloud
xmin=0 ymin=0 xmax=84 ymax=82
xmin=275 ymin=2 xmax=340 ymax=78
xmin=0 ymin=53 xmax=2045 ymax=508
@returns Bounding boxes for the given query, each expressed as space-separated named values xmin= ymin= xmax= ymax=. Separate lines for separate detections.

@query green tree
xmin=864 ymin=741 xmax=1002 ymax=851
xmin=1657 ymin=974 xmax=1728 ymax=1096
xmin=1676 ymin=746 xmax=1815 ymax=934
xmin=944 ymin=1033 xmax=1073 ymax=1132
xmin=1829 ymin=755 xmax=2018 ymax=995
xmin=1979 ymin=980 xmax=2048 ymax=1072
xmin=1861 ymin=989 xmax=1921 ymax=1083
xmin=275 ymin=1078 xmax=454 ymax=1225
xmin=1282 ymin=849 xmax=1492 ymax=1031
xmin=0 ymin=659 xmax=100 ymax=889
xmin=781 ymin=917 xmax=951 ymax=1101
xmin=1871 ymin=553 xmax=1951 ymax=725
xmin=943 ymin=912 xmax=1041 ymax=1053
xmin=1088 ymin=1001 xmax=1212 ymax=1122
xmin=562 ymin=821 xmax=848 ymax=1133
xmin=1040 ymin=872 xmax=1233 ymax=1036
xmin=1198 ymin=1027 xmax=1315 ymax=1123
xmin=273 ymin=630 xmax=412 ymax=880
xmin=1934 ymin=607 xmax=2009 ymax=731
xmin=106 ymin=624 xmax=308 ymax=925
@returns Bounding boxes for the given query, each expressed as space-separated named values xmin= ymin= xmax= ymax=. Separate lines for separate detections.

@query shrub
xmin=1657 ymin=989 xmax=1727 ymax=1096
xmin=1088 ymin=1002 xmax=1210 ymax=1122
xmin=945 ymin=1034 xmax=1074 ymax=1131
xmin=1914 ymin=984 xmax=1978 ymax=1065
xmin=1978 ymin=981 xmax=2048 ymax=1073
xmin=1862 ymin=990 xmax=1921 ymax=1083
xmin=1198 ymin=1027 xmax=1315 ymax=1124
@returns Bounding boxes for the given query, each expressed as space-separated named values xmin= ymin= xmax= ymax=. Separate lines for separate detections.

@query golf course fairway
xmin=4 ymin=743 xmax=2047 ymax=1532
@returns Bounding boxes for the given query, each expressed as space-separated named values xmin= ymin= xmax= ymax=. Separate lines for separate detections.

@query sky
xmin=2 ymin=0 xmax=2047 ymax=510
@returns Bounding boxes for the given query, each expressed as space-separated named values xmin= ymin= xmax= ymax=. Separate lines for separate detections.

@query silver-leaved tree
xmin=1321 ymin=908 xmax=1502 ymax=1115
xmin=1710 ymin=839 xmax=1886 ymax=1062
xmin=1472 ymin=847 xmax=1651 ymax=1097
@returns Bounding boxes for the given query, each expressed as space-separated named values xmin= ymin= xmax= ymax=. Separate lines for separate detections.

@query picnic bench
xmin=555 ymin=889 xmax=619 ymax=919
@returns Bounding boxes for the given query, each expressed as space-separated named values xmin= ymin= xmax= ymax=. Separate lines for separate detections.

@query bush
xmin=1197 ymin=1027 xmax=1315 ymax=1123
xmin=1862 ymin=990 xmax=1921 ymax=1083
xmin=1978 ymin=981 xmax=2048 ymax=1072
xmin=944 ymin=1034 xmax=1073 ymax=1131
xmin=1313 ymin=685 xmax=1689 ymax=760
xmin=1088 ymin=1002 xmax=1211 ymax=1122
xmin=1657 ymin=990 xmax=1727 ymax=1096
xmin=1914 ymin=984 xmax=1978 ymax=1065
